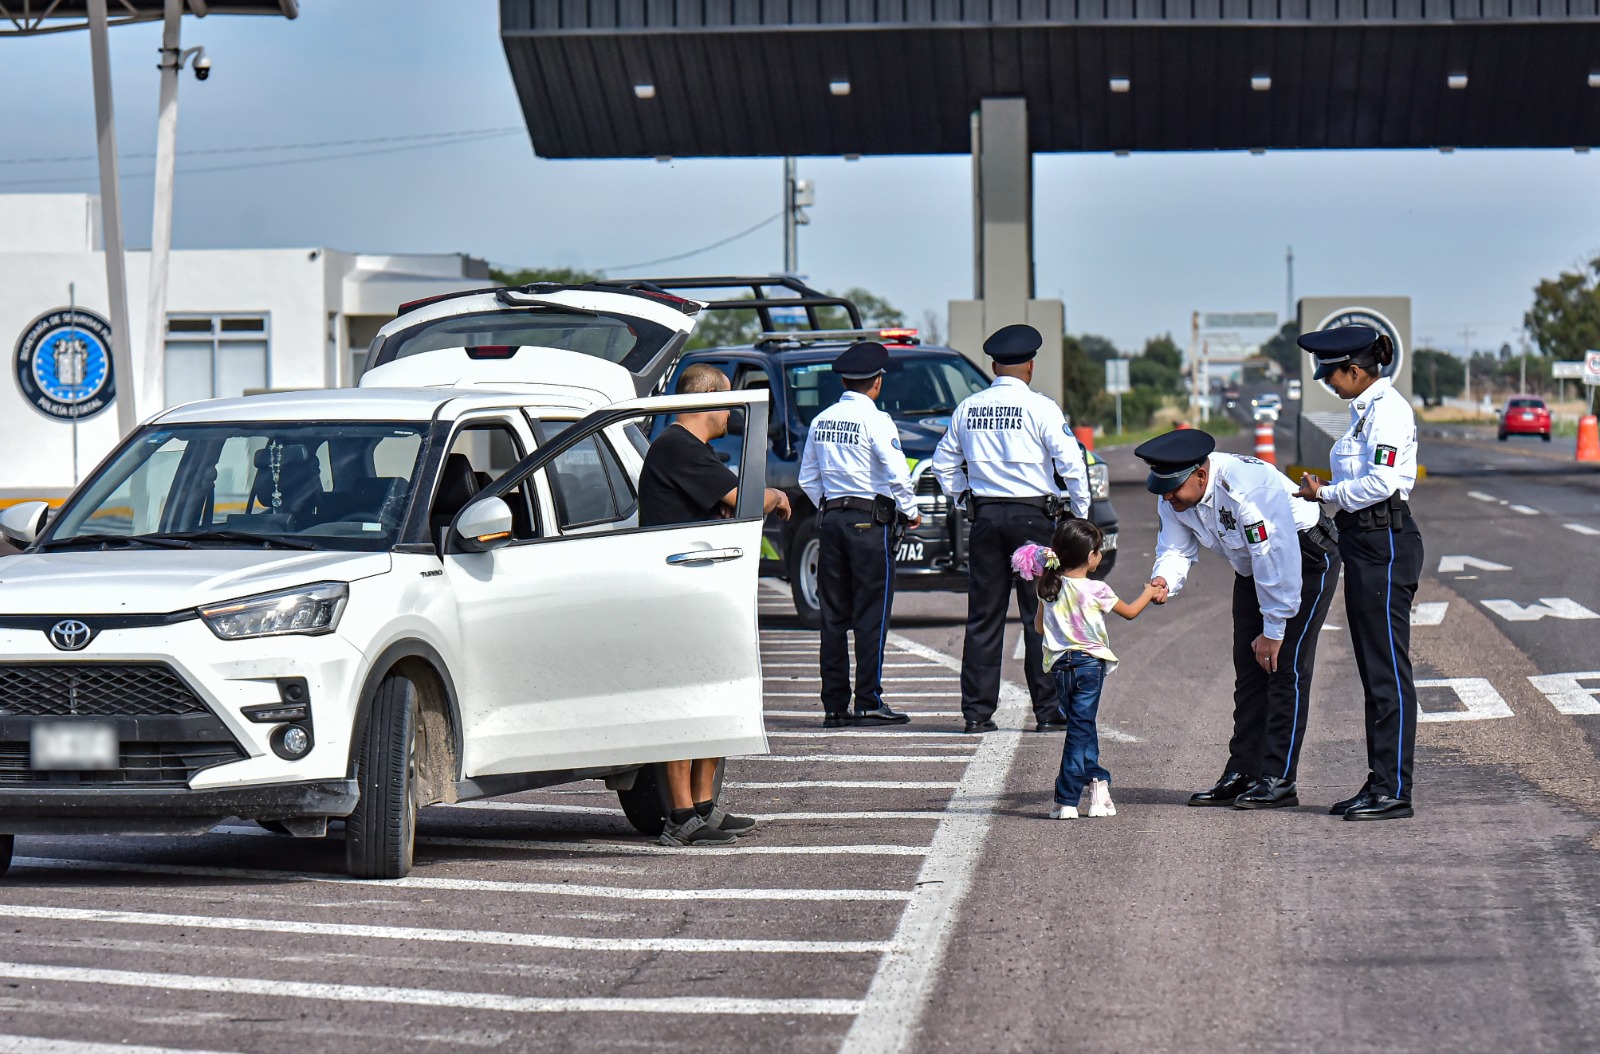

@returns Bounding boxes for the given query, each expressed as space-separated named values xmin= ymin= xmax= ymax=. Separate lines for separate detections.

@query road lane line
xmin=1467 ymin=490 xmax=1499 ymax=502
xmin=211 ymin=825 xmax=930 ymax=857
xmin=1410 ymin=602 xmax=1449 ymax=626
xmin=1510 ymin=504 xmax=1539 ymax=516
xmin=0 ymin=904 xmax=890 ymax=954
xmin=1565 ymin=523 xmax=1600 ymax=536
xmin=766 ymin=732 xmax=978 ymax=742
xmin=764 ymin=709 xmax=965 ymax=717
xmin=731 ymin=754 xmax=970 ymax=764
xmin=0 ymin=1038 xmax=241 ymax=1054
xmin=731 ymin=781 xmax=959 ymax=790
xmin=441 ymin=801 xmax=942 ymax=821
xmin=0 ymin=963 xmax=864 ymax=1017
xmin=7 ymin=858 xmax=910 ymax=901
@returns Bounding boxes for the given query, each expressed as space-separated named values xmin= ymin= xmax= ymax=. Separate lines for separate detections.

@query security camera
xmin=193 ymin=54 xmax=211 ymax=81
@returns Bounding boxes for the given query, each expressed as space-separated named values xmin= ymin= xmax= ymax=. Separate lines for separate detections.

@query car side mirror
xmin=0 ymin=500 xmax=50 ymax=546
xmin=452 ymin=496 xmax=514 ymax=553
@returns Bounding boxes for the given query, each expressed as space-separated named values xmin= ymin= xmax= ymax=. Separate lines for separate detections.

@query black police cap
xmin=983 ymin=324 xmax=1043 ymax=365
xmin=1297 ymin=324 xmax=1380 ymax=381
xmin=832 ymin=341 xmax=889 ymax=380
xmin=1132 ymin=429 xmax=1217 ymax=495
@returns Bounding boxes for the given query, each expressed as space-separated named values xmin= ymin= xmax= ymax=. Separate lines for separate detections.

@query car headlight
xmin=200 ymin=582 xmax=349 ymax=640
xmin=1088 ymin=462 xmax=1111 ymax=501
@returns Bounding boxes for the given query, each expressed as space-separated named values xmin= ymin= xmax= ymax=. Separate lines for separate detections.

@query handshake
xmin=1147 ymin=577 xmax=1171 ymax=605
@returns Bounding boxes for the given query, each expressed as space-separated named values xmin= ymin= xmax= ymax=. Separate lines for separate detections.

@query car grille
xmin=0 ymin=739 xmax=246 ymax=786
xmin=916 ymin=473 xmax=944 ymax=497
xmin=0 ymin=663 xmax=209 ymax=718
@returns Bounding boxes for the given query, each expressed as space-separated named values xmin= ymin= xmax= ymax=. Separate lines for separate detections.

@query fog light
xmin=273 ymin=724 xmax=312 ymax=760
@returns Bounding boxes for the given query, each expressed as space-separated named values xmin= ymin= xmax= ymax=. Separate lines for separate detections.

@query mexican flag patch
xmin=1244 ymin=521 xmax=1269 ymax=544
xmin=1374 ymin=445 xmax=1398 ymax=467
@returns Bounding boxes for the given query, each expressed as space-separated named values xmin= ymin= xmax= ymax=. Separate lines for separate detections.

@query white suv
xmin=0 ymin=284 xmax=770 ymax=878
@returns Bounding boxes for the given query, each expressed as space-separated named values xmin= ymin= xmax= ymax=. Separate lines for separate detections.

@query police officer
xmin=799 ymin=342 xmax=921 ymax=727
xmin=1294 ymin=325 xmax=1423 ymax=821
xmin=1135 ymin=429 xmax=1342 ymax=809
xmin=931 ymin=324 xmax=1091 ymax=734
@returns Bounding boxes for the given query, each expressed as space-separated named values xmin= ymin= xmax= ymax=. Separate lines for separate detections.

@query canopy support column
xmin=88 ymin=0 xmax=139 ymax=436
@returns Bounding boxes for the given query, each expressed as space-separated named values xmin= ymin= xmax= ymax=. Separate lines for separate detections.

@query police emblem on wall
xmin=14 ymin=307 xmax=116 ymax=422
xmin=1312 ymin=306 xmax=1404 ymax=396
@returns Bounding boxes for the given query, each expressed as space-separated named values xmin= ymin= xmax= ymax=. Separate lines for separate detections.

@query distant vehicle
xmin=1251 ymin=393 xmax=1282 ymax=423
xmin=1498 ymin=396 xmax=1552 ymax=442
xmin=1222 ymin=385 xmax=1241 ymax=408
xmin=1287 ymin=380 xmax=1302 ymax=401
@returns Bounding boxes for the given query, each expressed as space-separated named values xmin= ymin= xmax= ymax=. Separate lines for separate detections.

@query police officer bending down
xmin=799 ymin=342 xmax=921 ymax=727
xmin=931 ymin=325 xmax=1090 ymax=734
xmin=1135 ymin=430 xmax=1341 ymax=810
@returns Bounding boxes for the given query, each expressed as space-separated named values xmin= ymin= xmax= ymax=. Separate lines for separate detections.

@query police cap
xmin=983 ymin=324 xmax=1042 ymax=365
xmin=1297 ymin=324 xmax=1380 ymax=381
xmin=832 ymin=341 xmax=889 ymax=380
xmin=1133 ymin=429 xmax=1217 ymax=495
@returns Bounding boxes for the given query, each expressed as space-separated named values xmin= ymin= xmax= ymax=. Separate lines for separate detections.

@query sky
xmin=3 ymin=1 xmax=1598 ymax=357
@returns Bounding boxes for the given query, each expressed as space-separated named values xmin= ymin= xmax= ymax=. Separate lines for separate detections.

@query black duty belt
xmin=1333 ymin=494 xmax=1411 ymax=532
xmin=1298 ymin=517 xmax=1338 ymax=555
xmin=821 ymin=496 xmax=879 ymax=513
xmin=969 ymin=495 xmax=1052 ymax=511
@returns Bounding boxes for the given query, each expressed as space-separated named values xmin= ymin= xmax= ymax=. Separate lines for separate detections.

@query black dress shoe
xmin=1328 ymin=788 xmax=1375 ymax=815
xmin=964 ymin=720 xmax=999 ymax=734
xmin=822 ymin=713 xmax=850 ymax=728
xmin=1342 ymin=794 xmax=1413 ymax=821
xmin=1187 ymin=771 xmax=1256 ymax=807
xmin=1034 ymin=719 xmax=1068 ymax=733
xmin=1233 ymin=776 xmax=1299 ymax=809
xmin=853 ymin=705 xmax=910 ymax=725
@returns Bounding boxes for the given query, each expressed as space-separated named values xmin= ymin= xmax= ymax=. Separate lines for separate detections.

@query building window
xmin=164 ymin=314 xmax=270 ymax=407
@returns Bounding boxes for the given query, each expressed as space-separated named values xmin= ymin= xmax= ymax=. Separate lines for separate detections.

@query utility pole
xmin=782 ymin=157 xmax=812 ymax=275
xmin=1285 ymin=245 xmax=1294 ymax=323
xmin=1460 ymin=324 xmax=1477 ymax=407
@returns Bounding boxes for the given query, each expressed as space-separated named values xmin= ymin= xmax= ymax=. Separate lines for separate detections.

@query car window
xmin=787 ymin=354 xmax=990 ymax=426
xmin=542 ymin=434 xmax=633 ymax=531
xmin=437 ymin=422 xmax=536 ymax=543
xmin=373 ymin=308 xmax=678 ymax=377
xmin=1508 ymin=398 xmax=1545 ymax=409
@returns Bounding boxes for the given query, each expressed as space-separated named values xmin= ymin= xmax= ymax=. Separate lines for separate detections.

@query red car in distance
xmin=1498 ymin=396 xmax=1553 ymax=442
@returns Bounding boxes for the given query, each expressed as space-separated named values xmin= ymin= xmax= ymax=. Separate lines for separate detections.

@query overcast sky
xmin=4 ymin=0 xmax=1598 ymax=357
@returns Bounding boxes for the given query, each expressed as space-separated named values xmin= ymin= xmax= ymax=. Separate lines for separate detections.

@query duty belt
xmin=821 ymin=496 xmax=879 ymax=513
xmin=1334 ymin=493 xmax=1410 ymax=532
xmin=968 ymin=495 xmax=1052 ymax=512
xmin=1298 ymin=516 xmax=1338 ymax=555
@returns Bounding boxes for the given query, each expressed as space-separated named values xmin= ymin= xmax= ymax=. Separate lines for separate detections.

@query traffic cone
xmin=1073 ymin=425 xmax=1095 ymax=452
xmin=1254 ymin=422 xmax=1277 ymax=465
xmin=1578 ymin=415 xmax=1600 ymax=463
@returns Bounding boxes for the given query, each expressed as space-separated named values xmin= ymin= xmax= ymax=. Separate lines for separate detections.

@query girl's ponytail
xmin=1012 ymin=543 xmax=1063 ymax=603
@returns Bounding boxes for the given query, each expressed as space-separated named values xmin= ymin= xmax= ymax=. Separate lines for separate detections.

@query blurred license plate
xmin=1101 ymin=532 xmax=1118 ymax=552
xmin=30 ymin=722 xmax=118 ymax=770
xmin=896 ymin=541 xmax=925 ymax=563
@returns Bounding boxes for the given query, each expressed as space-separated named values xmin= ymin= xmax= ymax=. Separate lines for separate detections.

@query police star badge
xmin=1243 ymin=521 xmax=1269 ymax=544
xmin=1219 ymin=508 xmax=1237 ymax=531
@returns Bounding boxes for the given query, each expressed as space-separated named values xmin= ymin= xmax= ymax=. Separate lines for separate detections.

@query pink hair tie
xmin=1011 ymin=543 xmax=1059 ymax=581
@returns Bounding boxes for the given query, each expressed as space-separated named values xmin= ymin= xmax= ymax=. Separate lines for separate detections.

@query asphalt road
xmin=1 ymin=421 xmax=1597 ymax=1053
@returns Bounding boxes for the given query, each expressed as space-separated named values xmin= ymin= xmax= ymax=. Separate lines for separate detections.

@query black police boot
xmin=1033 ymin=714 xmax=1068 ymax=732
xmin=822 ymin=712 xmax=851 ymax=728
xmin=1233 ymin=776 xmax=1300 ymax=810
xmin=1187 ymin=771 xmax=1255 ymax=807
xmin=1328 ymin=787 xmax=1374 ymax=815
xmin=1342 ymin=794 xmax=1414 ymax=821
xmin=964 ymin=719 xmax=999 ymax=734
xmin=853 ymin=705 xmax=910 ymax=725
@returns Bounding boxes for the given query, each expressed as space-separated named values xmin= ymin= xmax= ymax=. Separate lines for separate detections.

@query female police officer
xmin=1294 ymin=325 xmax=1422 ymax=821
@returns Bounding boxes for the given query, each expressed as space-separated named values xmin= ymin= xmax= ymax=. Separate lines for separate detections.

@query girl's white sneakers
xmin=1086 ymin=779 xmax=1117 ymax=818
xmin=1048 ymin=803 xmax=1079 ymax=819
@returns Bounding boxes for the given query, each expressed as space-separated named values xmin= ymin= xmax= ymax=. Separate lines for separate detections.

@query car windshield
xmin=369 ymin=308 xmax=676 ymax=377
xmin=786 ymin=354 xmax=991 ymax=426
xmin=1509 ymin=398 xmax=1545 ymax=409
xmin=42 ymin=422 xmax=427 ymax=552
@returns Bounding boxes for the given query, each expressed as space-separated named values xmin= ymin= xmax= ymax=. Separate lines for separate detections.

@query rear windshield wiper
xmin=146 ymin=530 xmax=319 ymax=551
xmin=36 ymin=533 xmax=196 ymax=551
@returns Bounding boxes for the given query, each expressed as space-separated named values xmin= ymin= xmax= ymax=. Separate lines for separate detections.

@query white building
xmin=1 ymin=194 xmax=491 ymax=502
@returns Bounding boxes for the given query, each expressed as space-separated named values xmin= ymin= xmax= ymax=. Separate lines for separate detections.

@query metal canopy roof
xmin=2 ymin=0 xmax=296 ymax=36
xmin=500 ymin=1 xmax=1600 ymax=157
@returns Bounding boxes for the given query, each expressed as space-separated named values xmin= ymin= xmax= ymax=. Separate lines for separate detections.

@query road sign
xmin=1553 ymin=360 xmax=1586 ymax=380
xmin=1203 ymin=312 xmax=1277 ymax=330
xmin=1105 ymin=358 xmax=1131 ymax=394
xmin=1585 ymin=350 xmax=1600 ymax=386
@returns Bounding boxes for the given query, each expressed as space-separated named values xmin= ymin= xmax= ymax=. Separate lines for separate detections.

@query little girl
xmin=1014 ymin=519 xmax=1158 ymax=819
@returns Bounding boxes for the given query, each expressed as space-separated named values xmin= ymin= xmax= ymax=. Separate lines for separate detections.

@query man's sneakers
xmin=659 ymin=813 xmax=737 ymax=847
xmin=704 ymin=805 xmax=757 ymax=836
xmin=1086 ymin=778 xmax=1117 ymax=818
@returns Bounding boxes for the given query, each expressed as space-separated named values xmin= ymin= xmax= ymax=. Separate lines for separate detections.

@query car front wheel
xmin=0 ymin=834 xmax=12 ymax=878
xmin=345 ymin=673 xmax=421 ymax=879
xmin=789 ymin=517 xmax=823 ymax=629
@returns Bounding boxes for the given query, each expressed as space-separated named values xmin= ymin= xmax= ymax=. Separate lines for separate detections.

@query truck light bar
xmin=755 ymin=328 xmax=921 ymax=347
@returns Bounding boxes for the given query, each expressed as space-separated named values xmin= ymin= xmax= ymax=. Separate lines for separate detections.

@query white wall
xmin=0 ymin=195 xmax=101 ymax=253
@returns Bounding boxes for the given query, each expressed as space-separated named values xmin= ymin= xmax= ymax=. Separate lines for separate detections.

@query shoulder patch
xmin=1243 ymin=521 xmax=1269 ymax=544
xmin=891 ymin=438 xmax=902 ymax=450
xmin=1064 ymin=422 xmax=1072 ymax=434
xmin=1373 ymin=445 xmax=1398 ymax=467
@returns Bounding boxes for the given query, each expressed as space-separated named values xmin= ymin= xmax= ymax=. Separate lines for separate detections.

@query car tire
xmin=788 ymin=517 xmax=823 ymax=629
xmin=1498 ymin=431 xmax=1507 ymax=441
xmin=617 ymin=759 xmax=726 ymax=836
xmin=1542 ymin=431 xmax=1552 ymax=442
xmin=344 ymin=673 xmax=421 ymax=879
xmin=0 ymin=834 xmax=11 ymax=878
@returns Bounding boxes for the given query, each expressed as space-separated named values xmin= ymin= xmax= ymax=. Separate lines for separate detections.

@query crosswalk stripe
xmin=211 ymin=825 xmax=930 ymax=857
xmin=442 ymin=802 xmax=941 ymax=821
xmin=765 ymin=709 xmax=965 ymax=717
xmin=733 ymin=754 xmax=970 ymax=764
xmin=0 ymin=1037 xmax=241 ymax=1054
xmin=733 ymin=781 xmax=958 ymax=790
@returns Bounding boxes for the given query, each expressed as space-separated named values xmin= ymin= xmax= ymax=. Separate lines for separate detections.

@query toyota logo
xmin=48 ymin=620 xmax=94 ymax=651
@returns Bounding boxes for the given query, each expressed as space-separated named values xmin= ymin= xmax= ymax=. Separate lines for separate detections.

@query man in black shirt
xmin=638 ymin=364 xmax=790 ymax=846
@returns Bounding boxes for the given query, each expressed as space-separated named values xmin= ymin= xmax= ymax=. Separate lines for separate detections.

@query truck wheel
xmin=0 ymin=834 xmax=12 ymax=878
xmin=617 ymin=760 xmax=726 ymax=836
xmin=788 ymin=518 xmax=823 ymax=628
xmin=345 ymin=673 xmax=420 ymax=879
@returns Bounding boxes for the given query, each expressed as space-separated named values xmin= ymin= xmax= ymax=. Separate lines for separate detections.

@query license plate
xmin=1101 ymin=532 xmax=1118 ymax=552
xmin=896 ymin=541 xmax=925 ymax=563
xmin=30 ymin=721 xmax=118 ymax=770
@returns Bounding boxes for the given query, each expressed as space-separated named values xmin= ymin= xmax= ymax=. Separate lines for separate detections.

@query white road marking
xmin=732 ymin=781 xmax=960 ymax=790
xmin=1564 ymin=523 xmax=1600 ymax=536
xmin=1481 ymin=597 xmax=1600 ymax=622
xmin=763 ymin=662 xmax=947 ymax=669
xmin=1322 ymin=623 xmax=1343 ymax=631
xmin=213 ymin=825 xmax=929 ymax=857
xmin=1467 ymin=490 xmax=1500 ymax=502
xmin=1438 ymin=555 xmax=1512 ymax=573
xmin=0 ymin=903 xmax=890 ymax=955
xmin=732 ymin=754 xmax=969 ymax=764
xmin=1510 ymin=504 xmax=1540 ymax=516
xmin=765 ymin=677 xmax=959 ymax=684
xmin=8 ymin=857 xmax=908 ymax=901
xmin=0 ymin=963 xmax=863 ymax=1017
xmin=1013 ymin=631 xmax=1026 ymax=659
xmin=442 ymin=801 xmax=941 ymax=822
xmin=1416 ymin=678 xmax=1515 ymax=722
xmin=764 ymin=709 xmax=965 ymax=718
xmin=0 ymin=1038 xmax=241 ymax=1054
xmin=1527 ymin=672 xmax=1600 ymax=715
xmin=1410 ymin=602 xmax=1449 ymax=626
xmin=767 ymin=731 xmax=979 ymax=741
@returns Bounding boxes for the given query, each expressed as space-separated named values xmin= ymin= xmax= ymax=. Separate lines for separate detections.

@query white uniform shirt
xmin=929 ymin=376 xmax=1090 ymax=517
xmin=798 ymin=391 xmax=918 ymax=519
xmin=1150 ymin=452 xmax=1321 ymax=640
xmin=1319 ymin=376 xmax=1418 ymax=512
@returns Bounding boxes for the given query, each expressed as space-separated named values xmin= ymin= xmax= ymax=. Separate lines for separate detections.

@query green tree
xmin=1413 ymin=348 xmax=1466 ymax=406
xmin=1141 ymin=334 xmax=1183 ymax=372
xmin=1259 ymin=321 xmax=1303 ymax=377
xmin=1059 ymin=336 xmax=1113 ymax=427
xmin=490 ymin=266 xmax=602 ymax=287
xmin=1079 ymin=334 xmax=1121 ymax=365
xmin=686 ymin=287 xmax=903 ymax=352
xmin=1525 ymin=257 xmax=1600 ymax=362
xmin=817 ymin=287 xmax=905 ymax=330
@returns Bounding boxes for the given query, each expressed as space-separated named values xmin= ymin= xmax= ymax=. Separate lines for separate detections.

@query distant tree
xmin=1413 ymin=348 xmax=1466 ymax=406
xmin=686 ymin=287 xmax=903 ymax=351
xmin=816 ymin=287 xmax=906 ymax=330
xmin=1079 ymin=334 xmax=1121 ymax=365
xmin=1525 ymin=257 xmax=1600 ymax=362
xmin=1059 ymin=336 xmax=1113 ymax=427
xmin=1141 ymin=334 xmax=1183 ymax=372
xmin=1259 ymin=321 xmax=1303 ymax=377
xmin=490 ymin=265 xmax=602 ymax=287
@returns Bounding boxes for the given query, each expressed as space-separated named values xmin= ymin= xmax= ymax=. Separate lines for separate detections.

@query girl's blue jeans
xmin=1051 ymin=650 xmax=1111 ymax=805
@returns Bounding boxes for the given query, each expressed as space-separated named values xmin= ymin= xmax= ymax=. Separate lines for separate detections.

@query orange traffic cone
xmin=1578 ymin=415 xmax=1600 ymax=463
xmin=1254 ymin=422 xmax=1277 ymax=465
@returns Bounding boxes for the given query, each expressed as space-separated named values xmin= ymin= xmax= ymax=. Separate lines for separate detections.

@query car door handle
xmin=666 ymin=547 xmax=744 ymax=565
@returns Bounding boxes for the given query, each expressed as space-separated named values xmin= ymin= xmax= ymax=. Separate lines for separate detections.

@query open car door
xmin=440 ymin=390 xmax=770 ymax=780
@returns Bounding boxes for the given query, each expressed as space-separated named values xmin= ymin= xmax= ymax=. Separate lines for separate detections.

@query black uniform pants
xmin=960 ymin=502 xmax=1058 ymax=723
xmin=817 ymin=510 xmax=895 ymax=714
xmin=1227 ymin=538 xmax=1342 ymax=782
xmin=1337 ymin=514 xmax=1425 ymax=799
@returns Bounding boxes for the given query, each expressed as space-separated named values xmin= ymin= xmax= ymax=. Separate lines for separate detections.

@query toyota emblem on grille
xmin=48 ymin=620 xmax=95 ymax=651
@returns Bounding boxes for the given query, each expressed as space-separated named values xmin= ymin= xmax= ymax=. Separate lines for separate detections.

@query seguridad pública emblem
xmin=14 ymin=307 xmax=117 ymax=422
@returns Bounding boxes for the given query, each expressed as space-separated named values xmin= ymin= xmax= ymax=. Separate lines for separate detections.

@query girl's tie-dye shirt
xmin=1041 ymin=578 xmax=1121 ymax=671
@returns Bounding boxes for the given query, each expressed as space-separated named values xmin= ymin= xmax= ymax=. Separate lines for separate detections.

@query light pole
xmin=87 ymin=0 xmax=137 ymax=437
xmin=782 ymin=157 xmax=812 ymax=275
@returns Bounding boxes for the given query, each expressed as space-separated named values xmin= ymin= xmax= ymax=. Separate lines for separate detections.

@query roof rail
xmin=602 ymin=275 xmax=863 ymax=332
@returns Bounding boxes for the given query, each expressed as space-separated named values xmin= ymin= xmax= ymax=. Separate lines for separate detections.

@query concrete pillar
xmin=949 ymin=98 xmax=1066 ymax=407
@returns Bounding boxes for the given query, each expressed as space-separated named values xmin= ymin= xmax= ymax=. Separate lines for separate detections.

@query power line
xmin=599 ymin=212 xmax=783 ymax=273
xmin=0 ymin=127 xmax=524 ymax=166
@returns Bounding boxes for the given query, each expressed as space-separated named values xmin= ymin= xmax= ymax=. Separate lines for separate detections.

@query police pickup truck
xmin=639 ymin=278 xmax=1119 ymax=626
